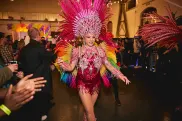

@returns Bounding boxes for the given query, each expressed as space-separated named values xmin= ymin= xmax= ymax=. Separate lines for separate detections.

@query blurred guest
xmin=41 ymin=37 xmax=47 ymax=46
xmin=0 ymin=32 xmax=14 ymax=65
xmin=117 ymin=40 xmax=126 ymax=68
xmin=6 ymin=35 xmax=13 ymax=45
xmin=123 ymin=38 xmax=133 ymax=66
xmin=14 ymin=39 xmax=25 ymax=60
xmin=24 ymin=36 xmax=30 ymax=46
xmin=133 ymin=37 xmax=141 ymax=67
xmin=12 ymin=40 xmax=19 ymax=54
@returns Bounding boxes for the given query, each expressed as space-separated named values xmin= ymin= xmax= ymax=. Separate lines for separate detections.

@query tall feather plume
xmin=139 ymin=7 xmax=182 ymax=49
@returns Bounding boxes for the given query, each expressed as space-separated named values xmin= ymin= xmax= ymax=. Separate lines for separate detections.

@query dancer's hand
xmin=4 ymin=85 xmax=34 ymax=111
xmin=56 ymin=57 xmax=66 ymax=69
xmin=15 ymin=74 xmax=47 ymax=92
xmin=56 ymin=57 xmax=72 ymax=71
xmin=119 ymin=75 xmax=130 ymax=85
xmin=57 ymin=57 xmax=64 ymax=65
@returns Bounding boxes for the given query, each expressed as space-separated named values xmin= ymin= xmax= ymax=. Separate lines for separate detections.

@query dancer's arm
xmin=100 ymin=48 xmax=130 ymax=85
xmin=57 ymin=48 xmax=79 ymax=72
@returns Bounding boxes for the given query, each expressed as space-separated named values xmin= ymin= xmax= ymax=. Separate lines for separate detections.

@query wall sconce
xmin=8 ymin=16 xmax=14 ymax=20
xmin=44 ymin=18 xmax=48 ymax=21
xmin=20 ymin=17 xmax=25 ymax=20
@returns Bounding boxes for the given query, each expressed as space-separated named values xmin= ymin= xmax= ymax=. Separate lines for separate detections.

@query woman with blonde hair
xmin=56 ymin=0 xmax=131 ymax=121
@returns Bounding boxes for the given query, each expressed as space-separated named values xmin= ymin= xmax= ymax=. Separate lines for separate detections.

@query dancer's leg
xmin=79 ymin=91 xmax=96 ymax=121
xmin=91 ymin=92 xmax=98 ymax=106
xmin=83 ymin=91 xmax=98 ymax=121
xmin=91 ymin=92 xmax=98 ymax=120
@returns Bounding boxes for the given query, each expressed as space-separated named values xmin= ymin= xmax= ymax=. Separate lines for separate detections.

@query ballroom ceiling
xmin=0 ymin=0 xmax=60 ymax=13
xmin=1 ymin=0 xmax=182 ymax=14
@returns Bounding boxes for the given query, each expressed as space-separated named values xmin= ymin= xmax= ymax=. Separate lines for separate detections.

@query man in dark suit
xmin=19 ymin=28 xmax=55 ymax=93
xmin=4 ymin=28 xmax=56 ymax=121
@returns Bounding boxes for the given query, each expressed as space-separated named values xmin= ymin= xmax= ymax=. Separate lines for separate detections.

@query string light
xmin=106 ymin=0 xmax=125 ymax=6
xmin=136 ymin=0 xmax=139 ymax=4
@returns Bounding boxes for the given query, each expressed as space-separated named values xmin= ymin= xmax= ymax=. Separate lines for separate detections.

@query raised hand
xmin=15 ymin=74 xmax=47 ymax=92
xmin=119 ymin=75 xmax=130 ymax=85
xmin=16 ymin=71 xmax=24 ymax=79
xmin=4 ymin=85 xmax=34 ymax=111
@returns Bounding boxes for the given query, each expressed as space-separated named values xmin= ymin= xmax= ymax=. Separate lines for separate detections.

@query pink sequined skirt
xmin=76 ymin=68 xmax=101 ymax=95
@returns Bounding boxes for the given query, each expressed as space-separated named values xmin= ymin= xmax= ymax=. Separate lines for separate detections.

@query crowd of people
xmin=0 ymin=28 xmax=57 ymax=121
xmin=115 ymin=37 xmax=182 ymax=75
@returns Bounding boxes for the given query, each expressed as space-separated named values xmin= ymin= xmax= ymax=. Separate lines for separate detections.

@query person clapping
xmin=0 ymin=64 xmax=46 ymax=117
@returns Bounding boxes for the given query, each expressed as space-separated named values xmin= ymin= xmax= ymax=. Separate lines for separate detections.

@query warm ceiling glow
xmin=10 ymin=0 xmax=14 ymax=1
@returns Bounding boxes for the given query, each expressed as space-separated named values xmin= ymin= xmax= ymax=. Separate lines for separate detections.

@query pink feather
xmin=58 ymin=0 xmax=112 ymax=44
xmin=139 ymin=8 xmax=182 ymax=49
xmin=102 ymin=75 xmax=111 ymax=88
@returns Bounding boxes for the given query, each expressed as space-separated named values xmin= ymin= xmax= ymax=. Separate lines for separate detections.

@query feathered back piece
xmin=58 ymin=0 xmax=112 ymax=43
xmin=55 ymin=0 xmax=118 ymax=88
xmin=139 ymin=8 xmax=182 ymax=49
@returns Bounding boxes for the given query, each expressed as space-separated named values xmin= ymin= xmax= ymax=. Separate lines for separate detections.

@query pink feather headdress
xmin=58 ymin=0 xmax=112 ymax=43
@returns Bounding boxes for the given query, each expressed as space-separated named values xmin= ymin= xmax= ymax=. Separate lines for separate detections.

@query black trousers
xmin=110 ymin=77 xmax=119 ymax=99
xmin=133 ymin=53 xmax=140 ymax=66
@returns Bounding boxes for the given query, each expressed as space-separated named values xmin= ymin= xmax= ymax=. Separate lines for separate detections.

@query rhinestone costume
xmin=76 ymin=47 xmax=103 ymax=94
